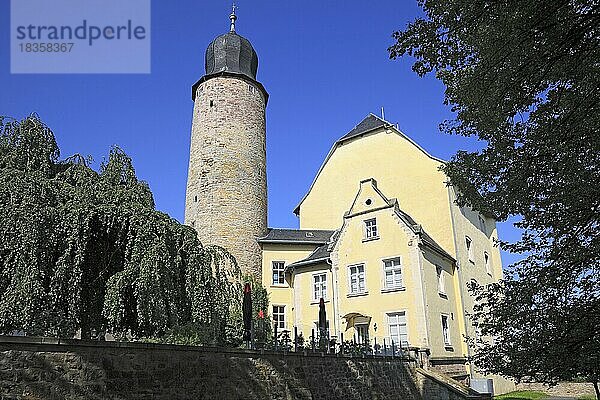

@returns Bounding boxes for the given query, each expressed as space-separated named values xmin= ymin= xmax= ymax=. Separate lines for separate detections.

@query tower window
xmin=194 ymin=195 xmax=198 ymax=202
xmin=209 ymin=100 xmax=214 ymax=107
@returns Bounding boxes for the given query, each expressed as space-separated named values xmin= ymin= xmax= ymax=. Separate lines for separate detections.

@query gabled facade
xmin=260 ymin=114 xmax=509 ymax=387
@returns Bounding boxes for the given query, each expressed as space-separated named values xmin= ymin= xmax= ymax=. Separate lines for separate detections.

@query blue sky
xmin=0 ymin=0 xmax=522 ymax=267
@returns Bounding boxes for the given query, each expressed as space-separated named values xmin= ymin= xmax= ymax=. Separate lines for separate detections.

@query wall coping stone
xmin=0 ymin=335 xmax=413 ymax=362
xmin=417 ymin=368 xmax=492 ymax=399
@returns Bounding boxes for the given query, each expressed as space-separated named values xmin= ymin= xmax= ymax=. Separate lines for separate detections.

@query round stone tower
xmin=184 ymin=9 xmax=268 ymax=278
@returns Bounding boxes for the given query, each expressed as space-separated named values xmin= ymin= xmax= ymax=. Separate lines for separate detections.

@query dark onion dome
xmin=191 ymin=7 xmax=268 ymax=103
xmin=205 ymin=32 xmax=258 ymax=81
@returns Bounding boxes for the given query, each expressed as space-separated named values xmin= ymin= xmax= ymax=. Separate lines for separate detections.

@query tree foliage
xmin=390 ymin=0 xmax=600 ymax=392
xmin=0 ymin=114 xmax=242 ymax=344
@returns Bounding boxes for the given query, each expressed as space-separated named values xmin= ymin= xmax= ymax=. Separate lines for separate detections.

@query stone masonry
xmin=184 ymin=76 xmax=267 ymax=278
xmin=0 ymin=336 xmax=490 ymax=400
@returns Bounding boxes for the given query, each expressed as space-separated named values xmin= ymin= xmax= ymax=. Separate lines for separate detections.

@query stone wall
xmin=184 ymin=75 xmax=267 ymax=278
xmin=0 ymin=336 xmax=489 ymax=400
xmin=516 ymin=382 xmax=596 ymax=398
xmin=429 ymin=357 xmax=469 ymax=381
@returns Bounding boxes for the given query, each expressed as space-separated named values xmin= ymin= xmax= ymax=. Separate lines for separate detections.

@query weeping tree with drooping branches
xmin=0 ymin=114 xmax=242 ymax=343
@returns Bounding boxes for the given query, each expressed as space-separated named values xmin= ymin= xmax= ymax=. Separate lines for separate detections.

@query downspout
xmin=447 ymin=185 xmax=474 ymax=381
xmin=416 ymin=235 xmax=431 ymax=354
xmin=291 ymin=268 xmax=300 ymax=336
xmin=328 ymin=258 xmax=340 ymax=340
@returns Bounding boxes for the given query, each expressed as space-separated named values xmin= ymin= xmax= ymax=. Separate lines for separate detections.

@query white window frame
xmin=382 ymin=257 xmax=403 ymax=290
xmin=312 ymin=272 xmax=327 ymax=301
xmin=484 ymin=252 xmax=492 ymax=276
xmin=386 ymin=311 xmax=409 ymax=348
xmin=355 ymin=323 xmax=369 ymax=344
xmin=348 ymin=263 xmax=366 ymax=295
xmin=465 ymin=236 xmax=474 ymax=263
xmin=272 ymin=261 xmax=286 ymax=286
xmin=364 ymin=218 xmax=378 ymax=240
xmin=441 ymin=314 xmax=451 ymax=346
xmin=436 ymin=265 xmax=446 ymax=295
xmin=272 ymin=305 xmax=285 ymax=330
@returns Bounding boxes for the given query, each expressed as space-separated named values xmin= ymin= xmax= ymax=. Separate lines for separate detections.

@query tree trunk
xmin=592 ymin=380 xmax=599 ymax=400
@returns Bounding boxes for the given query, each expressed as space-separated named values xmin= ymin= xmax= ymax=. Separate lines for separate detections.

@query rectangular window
xmin=355 ymin=324 xmax=369 ymax=344
xmin=484 ymin=252 xmax=491 ymax=275
xmin=441 ymin=315 xmax=451 ymax=346
xmin=272 ymin=261 xmax=285 ymax=285
xmin=364 ymin=218 xmax=378 ymax=239
xmin=387 ymin=312 xmax=408 ymax=347
xmin=313 ymin=273 xmax=327 ymax=301
xmin=436 ymin=266 xmax=446 ymax=295
xmin=383 ymin=257 xmax=403 ymax=289
xmin=272 ymin=305 xmax=285 ymax=330
xmin=348 ymin=264 xmax=366 ymax=294
xmin=465 ymin=236 xmax=474 ymax=262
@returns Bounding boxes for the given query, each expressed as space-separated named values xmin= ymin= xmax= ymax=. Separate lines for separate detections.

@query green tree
xmin=0 ymin=114 xmax=242 ymax=344
xmin=390 ymin=0 xmax=599 ymax=396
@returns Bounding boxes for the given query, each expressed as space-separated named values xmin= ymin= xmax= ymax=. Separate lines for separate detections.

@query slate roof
xmin=205 ymin=32 xmax=258 ymax=81
xmin=257 ymin=228 xmax=334 ymax=244
xmin=336 ymin=114 xmax=389 ymax=144
xmin=286 ymin=244 xmax=331 ymax=270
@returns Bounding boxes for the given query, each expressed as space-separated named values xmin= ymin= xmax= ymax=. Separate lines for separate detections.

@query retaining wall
xmin=0 ymin=336 xmax=489 ymax=400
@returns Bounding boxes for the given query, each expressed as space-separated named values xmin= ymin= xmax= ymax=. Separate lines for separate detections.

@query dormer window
xmin=364 ymin=218 xmax=378 ymax=240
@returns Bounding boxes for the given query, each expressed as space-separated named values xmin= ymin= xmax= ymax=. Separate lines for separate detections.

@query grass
xmin=494 ymin=391 xmax=548 ymax=400
xmin=495 ymin=392 xmax=597 ymax=400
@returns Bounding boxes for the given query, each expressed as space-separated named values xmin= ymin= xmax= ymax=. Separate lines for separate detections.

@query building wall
xmin=185 ymin=76 xmax=267 ymax=278
xmin=420 ymin=250 xmax=464 ymax=360
xmin=262 ymin=124 xmax=510 ymax=392
xmin=264 ymin=180 xmax=465 ymax=360
xmin=331 ymin=205 xmax=429 ymax=349
xmin=288 ymin=263 xmax=335 ymax=337
xmin=261 ymin=243 xmax=318 ymax=329
xmin=447 ymin=186 xmax=504 ymax=360
xmin=297 ymin=129 xmax=455 ymax=257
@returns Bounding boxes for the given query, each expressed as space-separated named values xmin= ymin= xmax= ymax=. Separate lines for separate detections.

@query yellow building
xmin=260 ymin=114 xmax=511 ymax=390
